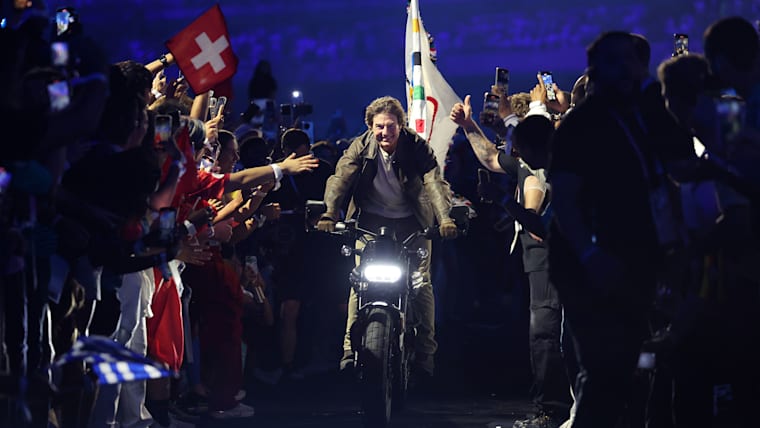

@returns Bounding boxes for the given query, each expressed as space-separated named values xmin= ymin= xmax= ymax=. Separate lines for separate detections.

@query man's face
xmin=217 ymin=139 xmax=240 ymax=174
xmin=371 ymin=113 xmax=400 ymax=154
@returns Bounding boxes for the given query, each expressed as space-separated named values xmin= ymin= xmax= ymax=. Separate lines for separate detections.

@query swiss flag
xmin=166 ymin=4 xmax=238 ymax=94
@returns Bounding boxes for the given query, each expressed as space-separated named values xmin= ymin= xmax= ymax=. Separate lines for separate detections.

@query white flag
xmin=405 ymin=0 xmax=462 ymax=172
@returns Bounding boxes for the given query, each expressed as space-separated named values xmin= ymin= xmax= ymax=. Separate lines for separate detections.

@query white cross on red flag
xmin=166 ymin=4 xmax=238 ymax=94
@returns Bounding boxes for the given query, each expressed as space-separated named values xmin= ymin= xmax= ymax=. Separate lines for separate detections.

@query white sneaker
xmin=210 ymin=403 xmax=255 ymax=419
xmin=234 ymin=389 xmax=247 ymax=401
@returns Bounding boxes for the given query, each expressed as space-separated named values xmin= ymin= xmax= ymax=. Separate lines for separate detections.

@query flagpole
xmin=408 ymin=0 xmax=427 ymax=139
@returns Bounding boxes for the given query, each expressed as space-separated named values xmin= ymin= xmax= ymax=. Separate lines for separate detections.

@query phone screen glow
xmin=541 ymin=73 xmax=556 ymax=101
xmin=47 ymin=81 xmax=70 ymax=112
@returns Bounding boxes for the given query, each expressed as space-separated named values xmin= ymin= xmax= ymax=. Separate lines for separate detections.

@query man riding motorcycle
xmin=316 ymin=96 xmax=458 ymax=377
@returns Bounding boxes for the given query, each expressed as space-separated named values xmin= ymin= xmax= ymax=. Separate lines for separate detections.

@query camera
xmin=280 ymin=102 xmax=314 ymax=117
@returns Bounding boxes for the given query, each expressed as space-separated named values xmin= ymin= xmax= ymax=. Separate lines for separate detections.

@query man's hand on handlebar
xmin=317 ymin=215 xmax=336 ymax=233
xmin=439 ymin=218 xmax=458 ymax=240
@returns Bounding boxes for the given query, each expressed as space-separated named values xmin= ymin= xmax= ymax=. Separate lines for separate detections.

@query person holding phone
xmin=528 ymin=74 xmax=570 ymax=122
xmin=451 ymin=97 xmax=572 ymax=428
xmin=548 ymin=32 xmax=686 ymax=428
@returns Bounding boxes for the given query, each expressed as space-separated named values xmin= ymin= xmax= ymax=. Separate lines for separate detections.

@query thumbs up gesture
xmin=450 ymin=94 xmax=474 ymax=127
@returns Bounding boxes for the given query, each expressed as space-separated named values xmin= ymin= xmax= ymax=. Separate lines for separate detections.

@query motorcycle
xmin=306 ymin=202 xmax=469 ymax=428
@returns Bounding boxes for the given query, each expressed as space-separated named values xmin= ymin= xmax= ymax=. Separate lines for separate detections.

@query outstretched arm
xmin=226 ymin=154 xmax=319 ymax=192
xmin=450 ymin=94 xmax=505 ymax=173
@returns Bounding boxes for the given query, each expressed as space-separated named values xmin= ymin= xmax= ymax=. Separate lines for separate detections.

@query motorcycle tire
xmin=359 ymin=308 xmax=394 ymax=428
xmin=392 ymin=333 xmax=411 ymax=413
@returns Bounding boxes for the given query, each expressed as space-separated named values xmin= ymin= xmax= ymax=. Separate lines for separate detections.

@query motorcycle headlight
xmin=363 ymin=264 xmax=403 ymax=283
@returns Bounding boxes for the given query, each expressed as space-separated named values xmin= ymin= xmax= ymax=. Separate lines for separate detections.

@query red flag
xmin=166 ymin=4 xmax=238 ymax=94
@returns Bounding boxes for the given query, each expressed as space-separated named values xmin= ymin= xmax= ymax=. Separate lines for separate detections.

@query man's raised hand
xmin=450 ymin=94 xmax=473 ymax=126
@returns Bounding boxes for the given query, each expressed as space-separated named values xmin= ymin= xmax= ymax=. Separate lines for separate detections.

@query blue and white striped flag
xmin=54 ymin=335 xmax=174 ymax=385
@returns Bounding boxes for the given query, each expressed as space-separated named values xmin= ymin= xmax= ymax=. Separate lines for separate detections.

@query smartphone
xmin=47 ymin=81 xmax=70 ymax=112
xmin=215 ymin=96 xmax=228 ymax=118
xmin=55 ymin=9 xmax=71 ymax=36
xmin=483 ymin=92 xmax=500 ymax=114
xmin=540 ymin=71 xmax=557 ymax=101
xmin=159 ymin=208 xmax=177 ymax=242
xmin=716 ymin=96 xmax=745 ymax=151
xmin=477 ymin=168 xmax=492 ymax=203
xmin=208 ymin=96 xmax=218 ymax=119
xmin=673 ymin=34 xmax=689 ymax=56
xmin=495 ymin=67 xmax=510 ymax=94
xmin=154 ymin=114 xmax=172 ymax=146
xmin=51 ymin=42 xmax=69 ymax=67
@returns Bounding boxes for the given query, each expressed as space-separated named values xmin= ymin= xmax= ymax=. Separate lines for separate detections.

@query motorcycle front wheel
xmin=359 ymin=307 xmax=394 ymax=428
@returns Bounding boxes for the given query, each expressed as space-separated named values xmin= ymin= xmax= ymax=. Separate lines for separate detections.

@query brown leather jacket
xmin=322 ymin=127 xmax=452 ymax=228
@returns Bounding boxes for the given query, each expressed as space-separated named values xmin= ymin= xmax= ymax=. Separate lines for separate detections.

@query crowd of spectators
xmin=1 ymin=2 xmax=759 ymax=428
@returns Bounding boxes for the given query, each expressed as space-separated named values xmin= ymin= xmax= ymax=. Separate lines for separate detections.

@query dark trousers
xmin=527 ymin=270 xmax=571 ymax=416
xmin=549 ymin=244 xmax=653 ymax=428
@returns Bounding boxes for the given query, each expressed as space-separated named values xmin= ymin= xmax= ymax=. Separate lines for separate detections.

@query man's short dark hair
xmin=240 ymin=136 xmax=271 ymax=168
xmin=587 ymin=31 xmax=633 ymax=67
xmin=281 ymin=128 xmax=310 ymax=152
xmin=513 ymin=115 xmax=554 ymax=152
xmin=658 ymin=54 xmax=709 ymax=106
xmin=704 ymin=17 xmax=759 ymax=72
xmin=630 ymin=33 xmax=651 ymax=67
xmin=115 ymin=60 xmax=152 ymax=103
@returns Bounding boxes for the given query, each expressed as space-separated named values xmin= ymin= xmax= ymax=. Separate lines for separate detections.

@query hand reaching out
xmin=278 ymin=153 xmax=319 ymax=175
